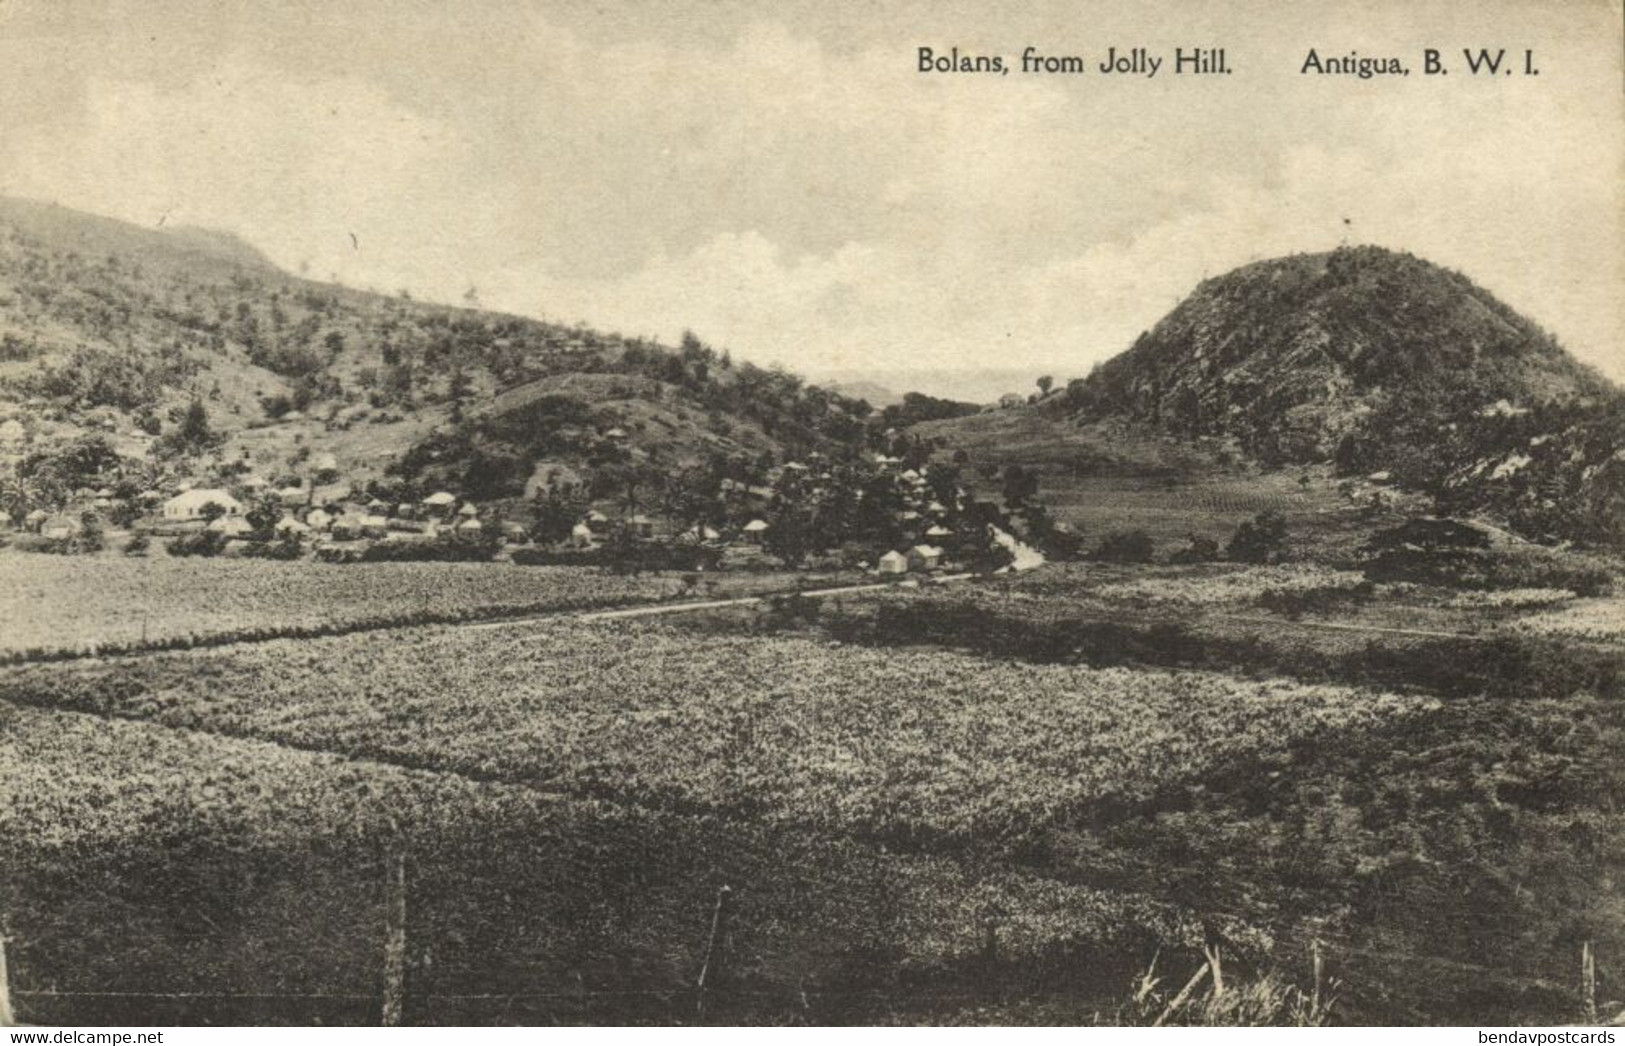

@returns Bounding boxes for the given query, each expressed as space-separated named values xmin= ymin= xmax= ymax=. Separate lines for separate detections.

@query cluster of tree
xmin=5 ymin=344 xmax=202 ymax=413
xmin=877 ymin=392 xmax=980 ymax=430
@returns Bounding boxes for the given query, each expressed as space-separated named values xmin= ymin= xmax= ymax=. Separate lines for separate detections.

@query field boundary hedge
xmin=820 ymin=598 xmax=1624 ymax=702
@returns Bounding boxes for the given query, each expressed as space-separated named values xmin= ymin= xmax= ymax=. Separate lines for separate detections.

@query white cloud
xmin=0 ymin=4 xmax=1617 ymax=381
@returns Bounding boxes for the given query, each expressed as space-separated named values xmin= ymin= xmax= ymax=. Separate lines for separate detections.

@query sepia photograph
xmin=0 ymin=0 xmax=1621 ymax=1031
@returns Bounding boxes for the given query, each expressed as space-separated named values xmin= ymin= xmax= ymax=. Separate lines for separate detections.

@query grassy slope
xmin=914 ymin=404 xmax=1398 ymax=557
xmin=0 ymin=197 xmax=838 ymax=489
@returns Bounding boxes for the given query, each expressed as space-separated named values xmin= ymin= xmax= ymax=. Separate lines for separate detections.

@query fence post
xmin=1582 ymin=940 xmax=1597 ymax=1024
xmin=1152 ymin=961 xmax=1211 ymax=1027
xmin=1311 ymin=937 xmax=1324 ymax=1017
xmin=1202 ymin=943 xmax=1224 ymax=999
xmin=0 ymin=933 xmax=16 ymax=1027
xmin=381 ymin=846 xmax=407 ymax=1027
xmin=695 ymin=885 xmax=732 ymax=1018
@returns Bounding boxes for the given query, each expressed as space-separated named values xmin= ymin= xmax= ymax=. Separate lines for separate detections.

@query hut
xmin=906 ymin=545 xmax=943 ymax=571
xmin=877 ymin=550 xmax=909 ymax=575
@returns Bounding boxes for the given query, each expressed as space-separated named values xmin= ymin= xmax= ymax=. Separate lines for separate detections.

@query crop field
xmin=0 ymin=553 xmax=817 ymax=657
xmin=0 ymin=614 xmax=1616 ymax=1024
xmin=987 ymin=475 xmax=1351 ymax=551
xmin=0 ymin=620 xmax=1424 ymax=845
xmin=2 ymin=556 xmax=1620 ymax=1025
xmin=1 ymin=702 xmax=1217 ymax=1025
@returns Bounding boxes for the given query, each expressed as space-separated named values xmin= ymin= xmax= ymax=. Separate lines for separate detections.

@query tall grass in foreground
xmin=1118 ymin=954 xmax=1337 ymax=1027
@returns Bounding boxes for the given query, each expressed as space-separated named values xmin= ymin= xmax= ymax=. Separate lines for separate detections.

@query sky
xmin=0 ymin=0 xmax=1620 ymax=384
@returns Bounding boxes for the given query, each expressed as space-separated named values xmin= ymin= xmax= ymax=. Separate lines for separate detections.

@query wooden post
xmin=1311 ymin=937 xmax=1324 ymax=1017
xmin=1582 ymin=940 xmax=1597 ymax=1024
xmin=381 ymin=848 xmax=407 ymax=1027
xmin=0 ymin=933 xmax=16 ymax=1027
xmin=695 ymin=885 xmax=732 ymax=1017
xmin=1202 ymin=943 xmax=1224 ymax=999
xmin=1153 ymin=962 xmax=1211 ymax=1027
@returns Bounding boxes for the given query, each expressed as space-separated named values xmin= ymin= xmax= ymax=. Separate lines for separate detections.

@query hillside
xmin=0 ymin=197 xmax=879 ymax=500
xmin=930 ymin=247 xmax=1624 ymax=547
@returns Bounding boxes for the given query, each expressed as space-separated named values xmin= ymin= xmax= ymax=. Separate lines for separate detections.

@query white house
xmin=423 ymin=491 xmax=457 ymax=508
xmin=742 ymin=519 xmax=770 ymax=543
xmin=877 ymin=550 xmax=909 ymax=575
xmin=163 ymin=489 xmax=244 ymax=521
xmin=907 ymin=544 xmax=943 ymax=571
xmin=570 ymin=522 xmax=595 ymax=548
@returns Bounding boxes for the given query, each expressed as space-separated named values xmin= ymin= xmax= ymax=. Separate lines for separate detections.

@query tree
xmin=1226 ymin=510 xmax=1289 ymax=564
xmin=764 ymin=506 xmax=814 ymax=567
xmin=529 ymin=491 xmax=584 ymax=545
xmin=1037 ymin=375 xmax=1054 ymax=396
xmin=1001 ymin=464 xmax=1040 ymax=509
xmin=160 ymin=399 xmax=220 ymax=456
xmin=76 ymin=511 xmax=105 ymax=553
xmin=245 ymin=500 xmax=282 ymax=542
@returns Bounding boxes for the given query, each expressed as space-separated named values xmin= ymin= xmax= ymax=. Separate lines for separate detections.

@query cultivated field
xmin=1 ymin=544 xmax=1620 ymax=1025
xmin=1 ymin=701 xmax=1211 ymax=1025
xmin=0 ymin=620 xmax=1424 ymax=844
xmin=3 ymin=594 xmax=1620 ymax=1024
xmin=0 ymin=553 xmax=821 ymax=657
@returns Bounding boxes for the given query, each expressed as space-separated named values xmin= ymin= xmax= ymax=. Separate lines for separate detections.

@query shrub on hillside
xmin=1258 ymin=581 xmax=1375 ymax=619
xmin=1363 ymin=547 xmax=1614 ymax=597
xmin=166 ymin=531 xmax=228 ymax=558
xmin=1094 ymin=529 xmax=1156 ymax=564
xmin=1226 ymin=511 xmax=1289 ymax=564
xmin=1170 ymin=535 xmax=1222 ymax=564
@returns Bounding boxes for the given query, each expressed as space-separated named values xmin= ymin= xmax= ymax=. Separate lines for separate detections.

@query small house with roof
xmin=164 ymin=489 xmax=244 ymax=522
xmin=877 ymin=550 xmax=909 ymax=575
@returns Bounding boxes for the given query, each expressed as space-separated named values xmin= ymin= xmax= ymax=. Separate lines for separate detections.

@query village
xmin=3 ymin=430 xmax=1017 ymax=578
